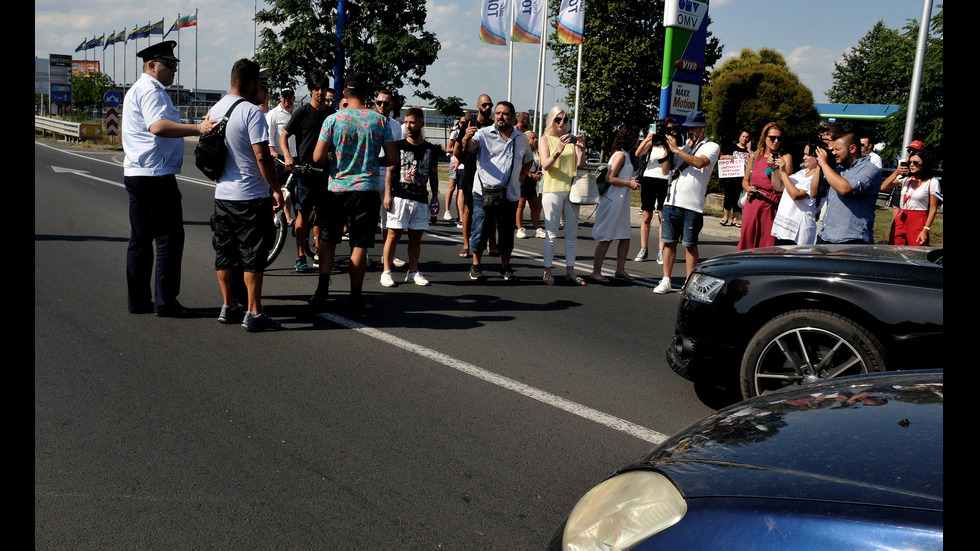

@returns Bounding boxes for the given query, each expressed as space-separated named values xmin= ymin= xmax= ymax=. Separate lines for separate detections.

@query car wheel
xmin=740 ymin=309 xmax=886 ymax=398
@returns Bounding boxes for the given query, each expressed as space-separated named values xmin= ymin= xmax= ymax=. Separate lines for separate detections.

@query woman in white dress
xmin=771 ymin=143 xmax=820 ymax=245
xmin=591 ymin=127 xmax=640 ymax=282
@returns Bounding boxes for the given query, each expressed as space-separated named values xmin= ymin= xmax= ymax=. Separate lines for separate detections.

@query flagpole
xmin=507 ymin=0 xmax=514 ymax=101
xmin=533 ymin=22 xmax=543 ymax=131
xmin=572 ymin=43 xmax=581 ymax=135
xmin=195 ymin=9 xmax=199 ymax=107
xmin=537 ymin=16 xmax=548 ymax=132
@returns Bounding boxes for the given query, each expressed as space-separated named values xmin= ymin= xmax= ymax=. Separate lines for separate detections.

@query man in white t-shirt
xmin=208 ymin=59 xmax=284 ymax=331
xmin=653 ymin=112 xmax=720 ymax=294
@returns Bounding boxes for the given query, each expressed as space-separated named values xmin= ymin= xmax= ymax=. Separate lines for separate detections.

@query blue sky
xmin=35 ymin=0 xmax=941 ymax=111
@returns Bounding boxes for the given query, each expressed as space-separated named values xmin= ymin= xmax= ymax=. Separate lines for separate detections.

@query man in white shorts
xmin=381 ymin=107 xmax=439 ymax=287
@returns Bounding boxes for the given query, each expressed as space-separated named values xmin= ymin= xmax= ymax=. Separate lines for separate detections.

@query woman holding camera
xmin=539 ymin=106 xmax=586 ymax=285
xmin=881 ymin=148 xmax=940 ymax=246
xmin=737 ymin=122 xmax=790 ymax=250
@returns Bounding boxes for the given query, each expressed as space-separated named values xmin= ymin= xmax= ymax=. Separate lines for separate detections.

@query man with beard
xmin=459 ymin=101 xmax=533 ymax=282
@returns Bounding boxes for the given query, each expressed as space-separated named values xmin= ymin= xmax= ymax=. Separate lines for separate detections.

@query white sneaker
xmin=535 ymin=227 xmax=547 ymax=239
xmin=657 ymin=249 xmax=664 ymax=264
xmin=443 ymin=210 xmax=453 ymax=221
xmin=653 ymin=277 xmax=672 ymax=294
xmin=393 ymin=257 xmax=407 ymax=268
xmin=380 ymin=270 xmax=395 ymax=287
xmin=407 ymin=270 xmax=430 ymax=286
xmin=634 ymin=248 xmax=648 ymax=262
xmin=516 ymin=227 xmax=528 ymax=239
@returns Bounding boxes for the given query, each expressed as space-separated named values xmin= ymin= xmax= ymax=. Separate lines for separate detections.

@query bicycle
xmin=266 ymin=161 xmax=324 ymax=268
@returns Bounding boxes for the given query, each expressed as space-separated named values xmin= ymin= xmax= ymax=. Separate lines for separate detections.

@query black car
xmin=667 ymin=245 xmax=943 ymax=399
xmin=547 ymin=371 xmax=944 ymax=551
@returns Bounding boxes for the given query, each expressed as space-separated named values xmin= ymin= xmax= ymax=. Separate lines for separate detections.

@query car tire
xmin=740 ymin=309 xmax=886 ymax=399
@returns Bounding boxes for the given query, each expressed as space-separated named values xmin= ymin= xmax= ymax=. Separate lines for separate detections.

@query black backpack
xmin=194 ymin=98 xmax=247 ymax=181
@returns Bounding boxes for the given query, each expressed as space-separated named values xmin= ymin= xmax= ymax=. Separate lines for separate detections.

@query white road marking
xmin=316 ymin=310 xmax=669 ymax=445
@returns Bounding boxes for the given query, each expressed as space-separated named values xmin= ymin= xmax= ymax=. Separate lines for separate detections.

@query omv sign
xmin=664 ymin=0 xmax=707 ymax=32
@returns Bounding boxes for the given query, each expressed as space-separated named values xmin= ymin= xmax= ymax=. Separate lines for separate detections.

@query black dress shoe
xmin=155 ymin=302 xmax=195 ymax=318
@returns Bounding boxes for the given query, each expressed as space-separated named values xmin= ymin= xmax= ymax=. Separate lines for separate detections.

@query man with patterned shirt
xmin=310 ymin=72 xmax=398 ymax=310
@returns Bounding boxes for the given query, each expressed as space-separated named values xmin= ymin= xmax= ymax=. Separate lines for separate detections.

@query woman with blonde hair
xmin=538 ymin=106 xmax=587 ymax=285
xmin=737 ymin=122 xmax=791 ymax=250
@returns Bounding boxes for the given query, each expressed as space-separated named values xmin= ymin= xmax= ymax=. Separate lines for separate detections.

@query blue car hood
xmin=631 ymin=372 xmax=943 ymax=511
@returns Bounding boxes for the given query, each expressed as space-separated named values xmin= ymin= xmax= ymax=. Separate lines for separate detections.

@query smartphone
xmin=569 ymin=136 xmax=578 ymax=144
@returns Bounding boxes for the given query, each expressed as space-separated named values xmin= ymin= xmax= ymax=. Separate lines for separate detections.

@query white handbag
xmin=569 ymin=169 xmax=599 ymax=205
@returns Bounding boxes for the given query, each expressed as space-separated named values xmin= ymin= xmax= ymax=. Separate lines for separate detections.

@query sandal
xmin=565 ymin=276 xmax=587 ymax=286
xmin=543 ymin=274 xmax=556 ymax=286
xmin=458 ymin=248 xmax=470 ymax=258
xmin=614 ymin=271 xmax=636 ymax=281
xmin=589 ymin=274 xmax=609 ymax=283
xmin=734 ymin=221 xmax=742 ymax=228
xmin=719 ymin=218 xmax=729 ymax=226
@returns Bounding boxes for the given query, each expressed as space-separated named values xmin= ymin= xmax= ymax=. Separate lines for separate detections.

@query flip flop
xmin=458 ymin=248 xmax=470 ymax=258
xmin=719 ymin=219 xmax=729 ymax=226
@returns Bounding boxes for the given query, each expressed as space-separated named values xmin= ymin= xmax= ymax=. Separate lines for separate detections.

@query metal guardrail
xmin=35 ymin=116 xmax=102 ymax=141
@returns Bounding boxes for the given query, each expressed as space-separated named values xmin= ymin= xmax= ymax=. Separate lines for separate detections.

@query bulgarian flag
xmin=557 ymin=0 xmax=585 ymax=44
xmin=172 ymin=13 xmax=197 ymax=31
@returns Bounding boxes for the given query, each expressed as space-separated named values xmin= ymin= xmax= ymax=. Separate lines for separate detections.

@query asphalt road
xmin=35 ymin=139 xmax=738 ymax=549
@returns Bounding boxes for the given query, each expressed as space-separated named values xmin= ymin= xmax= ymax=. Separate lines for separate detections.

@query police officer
xmin=123 ymin=40 xmax=214 ymax=315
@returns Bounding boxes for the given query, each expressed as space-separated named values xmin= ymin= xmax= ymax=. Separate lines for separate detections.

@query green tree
xmin=704 ymin=48 xmax=819 ymax=151
xmin=549 ymin=0 xmax=722 ymax=158
xmin=255 ymin=0 xmax=440 ymax=106
xmin=828 ymin=7 xmax=943 ymax=162
xmin=71 ymin=72 xmax=116 ymax=111
xmin=827 ymin=22 xmax=909 ymax=105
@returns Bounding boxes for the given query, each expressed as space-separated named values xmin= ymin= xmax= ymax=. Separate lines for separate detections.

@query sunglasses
xmin=324 ymin=98 xmax=337 ymax=103
xmin=554 ymin=116 xmax=567 ymax=124
xmin=480 ymin=102 xmax=493 ymax=108
xmin=375 ymin=100 xmax=391 ymax=106
xmin=156 ymin=59 xmax=178 ymax=70
xmin=766 ymin=135 xmax=783 ymax=141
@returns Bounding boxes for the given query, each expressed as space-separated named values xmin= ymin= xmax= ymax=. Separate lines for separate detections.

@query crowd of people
xmin=121 ymin=43 xmax=941 ymax=332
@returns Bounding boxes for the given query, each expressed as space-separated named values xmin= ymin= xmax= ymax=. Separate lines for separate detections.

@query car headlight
xmin=684 ymin=273 xmax=725 ymax=303
xmin=562 ymin=470 xmax=687 ymax=551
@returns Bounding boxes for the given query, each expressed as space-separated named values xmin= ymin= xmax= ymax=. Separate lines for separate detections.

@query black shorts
xmin=520 ymin=176 xmax=538 ymax=199
xmin=212 ymin=197 xmax=274 ymax=272
xmin=321 ymin=190 xmax=381 ymax=249
xmin=296 ymin=173 xmax=327 ymax=215
xmin=639 ymin=177 xmax=668 ymax=212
